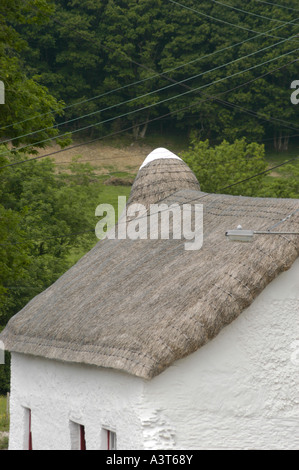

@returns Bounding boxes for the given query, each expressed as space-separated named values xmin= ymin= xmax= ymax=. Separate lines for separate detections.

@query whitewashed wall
xmin=141 ymin=258 xmax=299 ymax=450
xmin=9 ymin=354 xmax=144 ymax=450
xmin=8 ymin=259 xmax=299 ymax=450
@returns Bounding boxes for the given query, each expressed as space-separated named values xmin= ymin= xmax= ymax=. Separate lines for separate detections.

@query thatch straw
xmin=1 ymin=158 xmax=298 ymax=380
xmin=128 ymin=158 xmax=200 ymax=207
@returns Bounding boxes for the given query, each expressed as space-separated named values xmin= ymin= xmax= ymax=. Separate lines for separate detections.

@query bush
xmin=182 ymin=136 xmax=299 ymax=199
xmin=182 ymin=136 xmax=267 ymax=197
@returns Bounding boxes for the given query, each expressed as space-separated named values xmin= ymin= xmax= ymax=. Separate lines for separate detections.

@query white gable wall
xmin=8 ymin=259 xmax=299 ymax=450
xmin=141 ymin=257 xmax=299 ymax=449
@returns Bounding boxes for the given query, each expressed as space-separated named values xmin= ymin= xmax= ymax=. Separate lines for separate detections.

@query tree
xmin=182 ymin=134 xmax=299 ymax=198
xmin=0 ymin=149 xmax=132 ymax=393
xmin=257 ymin=162 xmax=299 ymax=198
xmin=18 ymin=0 xmax=299 ymax=145
xmin=0 ymin=155 xmax=31 ymax=325
xmin=0 ymin=0 xmax=65 ymax=148
xmin=19 ymin=0 xmax=105 ymax=135
xmin=182 ymin=135 xmax=268 ymax=196
xmin=0 ymin=154 xmax=100 ymax=321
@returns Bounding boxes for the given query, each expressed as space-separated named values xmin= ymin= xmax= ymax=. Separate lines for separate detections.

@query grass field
xmin=32 ymin=128 xmax=299 ymax=183
xmin=0 ymin=396 xmax=9 ymax=432
xmin=0 ymin=395 xmax=9 ymax=450
xmin=265 ymin=143 xmax=299 ymax=169
xmin=66 ymin=183 xmax=132 ymax=266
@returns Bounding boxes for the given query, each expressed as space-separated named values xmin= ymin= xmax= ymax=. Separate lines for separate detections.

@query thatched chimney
xmin=127 ymin=148 xmax=200 ymax=208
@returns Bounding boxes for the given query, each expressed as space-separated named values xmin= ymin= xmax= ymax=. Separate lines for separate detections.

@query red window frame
xmin=80 ymin=425 xmax=86 ymax=450
xmin=107 ymin=430 xmax=116 ymax=450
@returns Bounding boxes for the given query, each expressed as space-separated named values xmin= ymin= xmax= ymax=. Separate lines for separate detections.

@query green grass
xmin=0 ymin=395 xmax=9 ymax=432
xmin=0 ymin=395 xmax=10 ymax=449
xmin=96 ymin=184 xmax=132 ymax=211
xmin=265 ymin=144 xmax=299 ymax=170
xmin=96 ymin=129 xmax=189 ymax=154
xmin=66 ymin=184 xmax=132 ymax=266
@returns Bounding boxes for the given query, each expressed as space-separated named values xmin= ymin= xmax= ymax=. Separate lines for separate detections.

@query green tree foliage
xmin=20 ymin=0 xmax=105 ymax=134
xmin=182 ymin=136 xmax=268 ymax=195
xmin=0 ymin=0 xmax=65 ymax=147
xmin=0 ymin=157 xmax=30 ymax=324
xmin=0 ymin=153 xmax=101 ymax=324
xmin=19 ymin=0 xmax=299 ymax=145
xmin=182 ymin=135 xmax=299 ymax=197
xmin=0 ymin=150 xmax=131 ymax=392
xmin=258 ymin=163 xmax=299 ymax=198
xmin=0 ymin=0 xmax=74 ymax=327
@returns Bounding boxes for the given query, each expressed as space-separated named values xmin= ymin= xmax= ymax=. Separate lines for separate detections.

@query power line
xmin=0 ymin=28 xmax=278 ymax=132
xmin=253 ymin=0 xmax=299 ymax=12
xmin=3 ymin=286 xmax=43 ymax=290
xmin=0 ymin=229 xmax=95 ymax=246
xmin=2 ymin=31 xmax=297 ymax=149
xmin=1 ymin=45 xmax=298 ymax=162
xmin=210 ymin=0 xmax=298 ymax=24
xmin=95 ymin=45 xmax=299 ymax=137
xmin=52 ymin=59 xmax=299 ymax=166
xmin=0 ymin=55 xmax=298 ymax=171
xmin=206 ymin=95 xmax=299 ymax=131
xmin=1 ymin=59 xmax=298 ymax=173
xmin=107 ymin=154 xmax=299 ymax=231
xmin=1 ymin=154 xmax=298 ymax=247
xmin=1 ymin=3 xmax=297 ymax=134
xmin=169 ymin=0 xmax=299 ymax=41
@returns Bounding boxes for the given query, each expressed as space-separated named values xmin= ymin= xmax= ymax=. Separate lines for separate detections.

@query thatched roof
xmin=1 ymin=149 xmax=299 ymax=379
xmin=127 ymin=148 xmax=200 ymax=207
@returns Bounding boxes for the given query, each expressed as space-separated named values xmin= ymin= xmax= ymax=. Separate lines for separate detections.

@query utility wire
xmin=1 ymin=58 xmax=298 ymax=172
xmin=2 ymin=30 xmax=297 ymax=148
xmin=51 ymin=58 xmax=299 ymax=166
xmin=0 ymin=229 xmax=95 ymax=246
xmin=105 ymin=154 xmax=299 ymax=231
xmin=1 ymin=45 xmax=298 ymax=162
xmin=1 ymin=2 xmax=297 ymax=133
xmin=267 ymin=208 xmax=299 ymax=231
xmin=0 ymin=56 xmax=297 ymax=170
xmin=253 ymin=0 xmax=299 ymax=13
xmin=169 ymin=0 xmax=299 ymax=41
xmin=1 ymin=154 xmax=298 ymax=247
xmin=0 ymin=23 xmax=286 ymax=132
xmin=210 ymin=0 xmax=298 ymax=24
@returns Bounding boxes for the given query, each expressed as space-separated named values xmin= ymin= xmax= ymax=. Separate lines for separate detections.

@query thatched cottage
xmin=1 ymin=148 xmax=298 ymax=450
